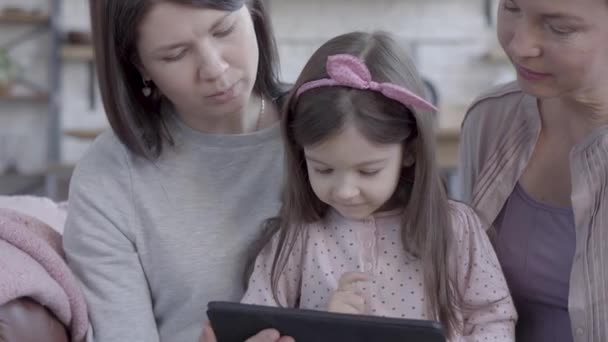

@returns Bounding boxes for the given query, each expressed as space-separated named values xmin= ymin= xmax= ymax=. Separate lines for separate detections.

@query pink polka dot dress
xmin=242 ymin=201 xmax=516 ymax=341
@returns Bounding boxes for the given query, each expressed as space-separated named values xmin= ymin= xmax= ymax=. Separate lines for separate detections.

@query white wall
xmin=0 ymin=0 xmax=514 ymax=173
xmin=269 ymin=0 xmax=514 ymax=128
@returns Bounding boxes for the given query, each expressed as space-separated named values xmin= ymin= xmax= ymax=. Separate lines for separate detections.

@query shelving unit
xmin=0 ymin=93 xmax=50 ymax=102
xmin=0 ymin=1 xmax=62 ymax=197
xmin=0 ymin=13 xmax=50 ymax=25
xmin=61 ymin=43 xmax=96 ymax=109
xmin=63 ymin=127 xmax=103 ymax=140
xmin=61 ymin=44 xmax=93 ymax=61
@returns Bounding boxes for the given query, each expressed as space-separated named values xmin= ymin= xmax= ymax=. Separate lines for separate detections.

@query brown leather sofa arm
xmin=0 ymin=298 xmax=69 ymax=342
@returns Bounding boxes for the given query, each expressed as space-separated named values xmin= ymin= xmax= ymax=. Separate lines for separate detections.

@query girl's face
xmin=497 ymin=0 xmax=608 ymax=99
xmin=304 ymin=122 xmax=411 ymax=220
xmin=136 ymin=2 xmax=259 ymax=121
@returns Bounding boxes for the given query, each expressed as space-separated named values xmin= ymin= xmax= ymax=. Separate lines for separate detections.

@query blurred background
xmin=0 ymin=0 xmax=514 ymax=200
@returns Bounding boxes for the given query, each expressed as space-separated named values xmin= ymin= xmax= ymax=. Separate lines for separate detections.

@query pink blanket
xmin=0 ymin=207 xmax=88 ymax=342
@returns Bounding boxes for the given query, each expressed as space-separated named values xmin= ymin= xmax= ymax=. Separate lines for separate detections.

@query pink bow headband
xmin=295 ymin=54 xmax=437 ymax=112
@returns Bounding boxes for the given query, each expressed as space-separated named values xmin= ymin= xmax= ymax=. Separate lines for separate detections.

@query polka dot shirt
xmin=242 ymin=201 xmax=516 ymax=341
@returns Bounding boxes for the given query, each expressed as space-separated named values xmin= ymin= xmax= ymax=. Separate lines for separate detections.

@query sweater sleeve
xmin=241 ymin=229 xmax=306 ymax=308
xmin=63 ymin=133 xmax=160 ymax=342
xmin=456 ymin=107 xmax=483 ymax=204
xmin=450 ymin=202 xmax=517 ymax=342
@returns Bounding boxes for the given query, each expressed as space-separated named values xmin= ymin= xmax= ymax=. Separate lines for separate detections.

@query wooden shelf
xmin=0 ymin=12 xmax=50 ymax=25
xmin=61 ymin=45 xmax=94 ymax=61
xmin=436 ymin=128 xmax=460 ymax=169
xmin=0 ymin=93 xmax=49 ymax=103
xmin=60 ymin=128 xmax=460 ymax=167
xmin=435 ymin=106 xmax=465 ymax=170
xmin=64 ymin=127 xmax=105 ymax=140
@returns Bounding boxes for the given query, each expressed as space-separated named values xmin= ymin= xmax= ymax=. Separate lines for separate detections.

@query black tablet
xmin=207 ymin=301 xmax=445 ymax=342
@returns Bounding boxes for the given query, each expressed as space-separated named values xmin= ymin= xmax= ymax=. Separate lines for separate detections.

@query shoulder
xmin=447 ymin=200 xmax=484 ymax=240
xmin=77 ymin=130 xmax=131 ymax=172
xmin=461 ymin=81 xmax=527 ymax=132
xmin=69 ymin=130 xmax=135 ymax=194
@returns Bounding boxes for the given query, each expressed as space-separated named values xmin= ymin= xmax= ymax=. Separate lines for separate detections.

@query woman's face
xmin=497 ymin=0 xmax=608 ymax=99
xmin=136 ymin=2 xmax=259 ymax=121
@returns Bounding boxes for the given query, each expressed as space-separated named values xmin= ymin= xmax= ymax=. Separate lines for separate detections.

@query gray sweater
xmin=63 ymin=115 xmax=284 ymax=342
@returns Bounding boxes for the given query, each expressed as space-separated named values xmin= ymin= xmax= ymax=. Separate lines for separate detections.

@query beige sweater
xmin=458 ymin=81 xmax=608 ymax=342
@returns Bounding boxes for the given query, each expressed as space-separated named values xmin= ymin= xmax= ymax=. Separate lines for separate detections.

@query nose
xmin=507 ymin=20 xmax=542 ymax=59
xmin=333 ymin=176 xmax=360 ymax=202
xmin=196 ymin=44 xmax=229 ymax=82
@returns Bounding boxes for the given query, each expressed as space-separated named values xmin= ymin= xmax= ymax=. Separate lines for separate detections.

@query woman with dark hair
xmin=61 ymin=1 xmax=289 ymax=341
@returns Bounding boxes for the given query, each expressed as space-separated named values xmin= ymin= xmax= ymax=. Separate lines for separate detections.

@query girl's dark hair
xmin=90 ymin=0 xmax=282 ymax=158
xmin=246 ymin=31 xmax=465 ymax=339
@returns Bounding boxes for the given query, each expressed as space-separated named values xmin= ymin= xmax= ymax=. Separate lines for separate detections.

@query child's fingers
xmin=338 ymin=291 xmax=366 ymax=312
xmin=329 ymin=290 xmax=366 ymax=314
xmin=337 ymin=271 xmax=371 ymax=291
xmin=333 ymin=302 xmax=363 ymax=315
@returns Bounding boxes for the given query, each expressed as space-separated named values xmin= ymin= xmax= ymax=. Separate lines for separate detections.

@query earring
xmin=142 ymin=79 xmax=152 ymax=97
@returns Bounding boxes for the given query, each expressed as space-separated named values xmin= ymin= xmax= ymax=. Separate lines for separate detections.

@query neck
xmin=540 ymin=89 xmax=608 ymax=145
xmin=178 ymin=94 xmax=264 ymax=134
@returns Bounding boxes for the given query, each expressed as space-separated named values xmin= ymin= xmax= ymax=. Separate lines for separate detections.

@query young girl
xmin=241 ymin=31 xmax=516 ymax=341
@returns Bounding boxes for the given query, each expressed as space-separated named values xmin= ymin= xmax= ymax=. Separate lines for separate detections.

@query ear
xmin=402 ymin=146 xmax=415 ymax=168
xmin=138 ymin=67 xmax=151 ymax=83
xmin=132 ymin=54 xmax=151 ymax=82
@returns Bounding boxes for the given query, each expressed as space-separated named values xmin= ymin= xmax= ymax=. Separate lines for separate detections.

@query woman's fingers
xmin=202 ymin=323 xmax=286 ymax=342
xmin=245 ymin=328 xmax=286 ymax=342
xmin=200 ymin=321 xmax=216 ymax=342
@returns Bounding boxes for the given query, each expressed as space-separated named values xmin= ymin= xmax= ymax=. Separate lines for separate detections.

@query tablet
xmin=207 ymin=301 xmax=445 ymax=342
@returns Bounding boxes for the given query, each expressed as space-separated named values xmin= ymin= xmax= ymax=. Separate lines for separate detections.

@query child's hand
xmin=328 ymin=272 xmax=371 ymax=315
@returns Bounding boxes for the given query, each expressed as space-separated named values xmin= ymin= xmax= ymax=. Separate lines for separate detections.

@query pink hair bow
xmin=295 ymin=54 xmax=437 ymax=112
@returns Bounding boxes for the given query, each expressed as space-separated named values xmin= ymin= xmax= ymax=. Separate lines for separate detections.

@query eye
xmin=163 ymin=49 xmax=187 ymax=62
xmin=502 ymin=0 xmax=519 ymax=12
xmin=359 ymin=169 xmax=380 ymax=177
xmin=214 ymin=23 xmax=236 ymax=38
xmin=548 ymin=25 xmax=575 ymax=36
xmin=314 ymin=168 xmax=333 ymax=175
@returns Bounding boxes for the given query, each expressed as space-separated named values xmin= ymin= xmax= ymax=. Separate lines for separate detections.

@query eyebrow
xmin=154 ymin=12 xmax=233 ymax=52
xmin=509 ymin=0 xmax=584 ymax=23
xmin=540 ymin=13 xmax=584 ymax=23
xmin=305 ymin=156 xmax=387 ymax=167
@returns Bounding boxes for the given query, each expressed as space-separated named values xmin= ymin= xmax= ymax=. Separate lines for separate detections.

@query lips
xmin=205 ymin=81 xmax=240 ymax=103
xmin=515 ymin=64 xmax=552 ymax=81
xmin=337 ymin=203 xmax=365 ymax=208
xmin=207 ymin=82 xmax=237 ymax=98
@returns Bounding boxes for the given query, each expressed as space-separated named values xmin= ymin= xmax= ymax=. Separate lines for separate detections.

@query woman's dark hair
xmin=90 ymin=0 xmax=282 ymax=158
